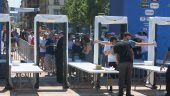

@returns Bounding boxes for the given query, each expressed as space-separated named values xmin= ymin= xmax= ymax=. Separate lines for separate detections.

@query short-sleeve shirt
xmin=45 ymin=38 xmax=54 ymax=55
xmin=104 ymin=45 xmax=116 ymax=62
xmin=128 ymin=40 xmax=136 ymax=48
xmin=40 ymin=36 xmax=46 ymax=52
xmin=114 ymin=41 xmax=133 ymax=63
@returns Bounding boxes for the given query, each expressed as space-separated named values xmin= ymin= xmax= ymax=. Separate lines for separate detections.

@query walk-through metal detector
xmin=93 ymin=16 xmax=128 ymax=90
xmin=0 ymin=14 xmax=12 ymax=89
xmin=94 ymin=16 xmax=128 ymax=64
xmin=34 ymin=14 xmax=69 ymax=88
xmin=148 ymin=17 xmax=170 ymax=88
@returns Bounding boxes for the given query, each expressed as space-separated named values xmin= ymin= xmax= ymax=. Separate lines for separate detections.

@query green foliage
xmin=61 ymin=0 xmax=109 ymax=26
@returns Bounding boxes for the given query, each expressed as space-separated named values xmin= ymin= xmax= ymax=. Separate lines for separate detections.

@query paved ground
xmin=0 ymin=71 xmax=167 ymax=96
xmin=0 ymin=83 xmax=167 ymax=96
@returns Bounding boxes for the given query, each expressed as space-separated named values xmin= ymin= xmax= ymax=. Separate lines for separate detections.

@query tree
xmin=62 ymin=0 xmax=88 ymax=24
xmin=61 ymin=0 xmax=109 ymax=32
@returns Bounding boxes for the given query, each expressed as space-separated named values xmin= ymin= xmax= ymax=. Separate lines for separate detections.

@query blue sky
xmin=8 ymin=0 xmax=21 ymax=8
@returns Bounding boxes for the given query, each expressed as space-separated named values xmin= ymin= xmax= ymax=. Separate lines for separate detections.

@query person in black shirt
xmin=114 ymin=41 xmax=134 ymax=96
xmin=94 ymin=37 xmax=134 ymax=96
xmin=71 ymin=37 xmax=83 ymax=61
xmin=55 ymin=32 xmax=64 ymax=83
xmin=160 ymin=46 xmax=170 ymax=96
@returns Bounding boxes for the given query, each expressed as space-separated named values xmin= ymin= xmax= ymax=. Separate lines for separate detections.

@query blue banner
xmin=110 ymin=0 xmax=170 ymax=60
xmin=0 ymin=0 xmax=2 ymax=55
xmin=0 ymin=0 xmax=2 ymax=13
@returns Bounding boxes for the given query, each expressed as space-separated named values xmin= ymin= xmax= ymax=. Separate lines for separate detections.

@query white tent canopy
xmin=94 ymin=16 xmax=128 ymax=64
xmin=0 ymin=14 xmax=10 ymax=22
xmin=34 ymin=14 xmax=68 ymax=65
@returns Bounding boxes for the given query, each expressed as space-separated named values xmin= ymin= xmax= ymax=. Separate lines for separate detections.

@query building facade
xmin=20 ymin=0 xmax=27 ymax=29
xmin=20 ymin=0 xmax=66 ymax=29
xmin=2 ymin=0 xmax=9 ymax=13
xmin=0 ymin=0 xmax=9 ymax=13
xmin=39 ymin=0 xmax=66 ymax=14
xmin=20 ymin=0 xmax=39 ymax=29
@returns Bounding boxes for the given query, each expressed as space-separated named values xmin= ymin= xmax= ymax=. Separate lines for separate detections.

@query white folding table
xmin=68 ymin=62 xmax=119 ymax=90
xmin=69 ymin=62 xmax=119 ymax=73
xmin=133 ymin=65 xmax=167 ymax=73
xmin=10 ymin=63 xmax=43 ymax=90
xmin=133 ymin=65 xmax=167 ymax=90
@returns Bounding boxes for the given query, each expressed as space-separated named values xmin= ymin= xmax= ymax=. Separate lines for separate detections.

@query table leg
xmin=95 ymin=74 xmax=101 ymax=92
xmin=19 ymin=73 xmax=21 ymax=89
xmin=151 ymin=72 xmax=157 ymax=89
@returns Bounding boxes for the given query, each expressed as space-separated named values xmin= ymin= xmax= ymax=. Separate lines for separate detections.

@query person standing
xmin=39 ymin=33 xmax=47 ymax=70
xmin=55 ymin=32 xmax=64 ymax=83
xmin=160 ymin=46 xmax=170 ymax=96
xmin=103 ymin=36 xmax=118 ymax=92
xmin=44 ymin=32 xmax=55 ymax=75
xmin=114 ymin=41 xmax=134 ymax=96
xmin=135 ymin=32 xmax=148 ymax=60
xmin=82 ymin=36 xmax=93 ymax=63
xmin=94 ymin=36 xmax=118 ymax=93
xmin=71 ymin=36 xmax=83 ymax=61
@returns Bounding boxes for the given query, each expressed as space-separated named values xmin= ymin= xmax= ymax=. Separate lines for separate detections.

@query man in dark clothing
xmin=71 ymin=37 xmax=83 ymax=61
xmin=55 ymin=32 xmax=64 ymax=83
xmin=114 ymin=41 xmax=134 ymax=96
xmin=44 ymin=32 xmax=55 ymax=75
xmin=160 ymin=46 xmax=170 ymax=96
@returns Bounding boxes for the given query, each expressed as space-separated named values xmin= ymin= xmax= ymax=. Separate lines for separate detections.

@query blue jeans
xmin=141 ymin=52 xmax=148 ymax=60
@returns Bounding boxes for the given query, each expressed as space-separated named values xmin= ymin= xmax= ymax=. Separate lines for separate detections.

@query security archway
xmin=34 ymin=14 xmax=69 ymax=88
xmin=148 ymin=17 xmax=170 ymax=86
xmin=94 ymin=16 xmax=128 ymax=64
xmin=0 ymin=14 xmax=12 ymax=89
xmin=148 ymin=17 xmax=170 ymax=62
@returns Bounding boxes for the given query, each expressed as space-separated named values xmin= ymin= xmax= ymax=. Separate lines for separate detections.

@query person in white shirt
xmin=103 ymin=36 xmax=118 ymax=92
xmin=39 ymin=33 xmax=47 ymax=70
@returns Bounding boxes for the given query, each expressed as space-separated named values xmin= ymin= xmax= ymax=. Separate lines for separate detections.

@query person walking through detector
xmin=103 ymin=36 xmax=118 ymax=93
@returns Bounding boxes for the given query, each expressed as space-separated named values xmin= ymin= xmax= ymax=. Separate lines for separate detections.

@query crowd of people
xmin=18 ymin=29 xmax=155 ymax=95
xmin=4 ymin=26 xmax=170 ymax=95
xmin=68 ymin=33 xmax=93 ymax=62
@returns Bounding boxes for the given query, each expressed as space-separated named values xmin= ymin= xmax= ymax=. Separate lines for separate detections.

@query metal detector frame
xmin=34 ymin=14 xmax=69 ymax=88
xmin=148 ymin=17 xmax=170 ymax=86
xmin=0 ymin=14 xmax=12 ymax=89
xmin=94 ymin=16 xmax=128 ymax=64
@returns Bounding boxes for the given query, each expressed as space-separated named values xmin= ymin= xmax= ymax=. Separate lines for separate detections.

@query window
xmin=54 ymin=0 xmax=60 ymax=5
xmin=54 ymin=9 xmax=60 ymax=14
